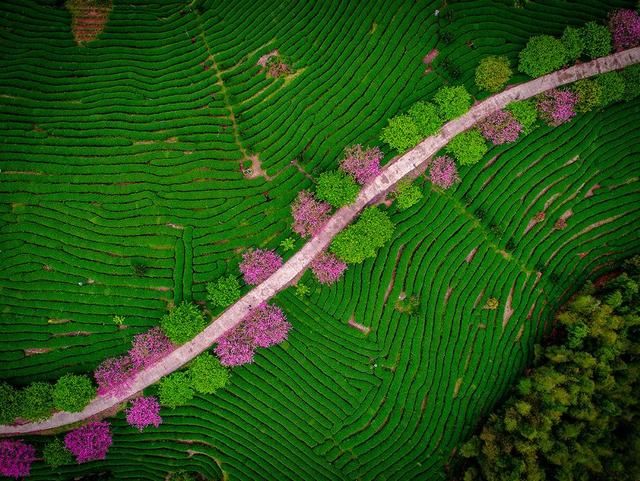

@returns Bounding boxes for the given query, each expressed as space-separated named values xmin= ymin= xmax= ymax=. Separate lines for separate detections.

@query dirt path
xmin=2 ymin=47 xmax=638 ymax=436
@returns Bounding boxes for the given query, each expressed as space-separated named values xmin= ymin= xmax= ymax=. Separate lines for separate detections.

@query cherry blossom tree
xmin=129 ymin=327 xmax=174 ymax=370
xmin=126 ymin=396 xmax=162 ymax=431
xmin=609 ymin=9 xmax=640 ymax=51
xmin=310 ymin=252 xmax=347 ymax=285
xmin=340 ymin=145 xmax=383 ymax=184
xmin=478 ymin=109 xmax=523 ymax=145
xmin=429 ymin=156 xmax=460 ymax=189
xmin=0 ymin=439 xmax=36 ymax=479
xmin=64 ymin=421 xmax=112 ymax=464
xmin=537 ymin=89 xmax=578 ymax=126
xmin=239 ymin=249 xmax=283 ymax=285
xmin=94 ymin=355 xmax=134 ymax=396
xmin=291 ymin=190 xmax=331 ymax=238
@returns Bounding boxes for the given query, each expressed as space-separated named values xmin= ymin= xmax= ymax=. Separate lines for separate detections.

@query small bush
xmin=43 ymin=438 xmax=73 ymax=468
xmin=279 ymin=237 xmax=295 ymax=251
xmin=434 ymin=85 xmax=472 ymax=121
xmin=380 ymin=114 xmax=421 ymax=152
xmin=206 ymin=275 xmax=241 ymax=308
xmin=0 ymin=382 xmax=20 ymax=424
xmin=505 ymin=100 xmax=539 ymax=135
xmin=446 ymin=130 xmax=488 ymax=166
xmin=581 ymin=21 xmax=612 ymax=59
xmin=160 ymin=302 xmax=206 ymax=345
xmin=475 ymin=56 xmax=512 ymax=92
xmin=573 ymin=79 xmax=602 ymax=112
xmin=158 ymin=372 xmax=194 ymax=408
xmin=394 ymin=180 xmax=423 ymax=210
xmin=20 ymin=381 xmax=54 ymax=421
xmin=316 ymin=170 xmax=359 ymax=208
xmin=518 ymin=35 xmax=567 ymax=78
xmin=331 ymin=207 xmax=395 ymax=264
xmin=484 ymin=298 xmax=500 ymax=310
xmin=408 ymin=101 xmax=442 ymax=137
xmin=561 ymin=26 xmax=584 ymax=62
xmin=53 ymin=374 xmax=96 ymax=413
xmin=596 ymin=71 xmax=626 ymax=106
xmin=395 ymin=295 xmax=420 ymax=315
xmin=189 ymin=353 xmax=229 ymax=394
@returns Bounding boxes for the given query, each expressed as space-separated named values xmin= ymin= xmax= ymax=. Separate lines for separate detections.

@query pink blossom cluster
xmin=0 ymin=439 xmax=36 ymax=479
xmin=126 ymin=396 xmax=162 ymax=431
xmin=340 ymin=145 xmax=383 ymax=184
xmin=94 ymin=355 xmax=134 ymax=396
xmin=129 ymin=327 xmax=174 ymax=370
xmin=537 ymin=89 xmax=578 ymax=126
xmin=239 ymin=248 xmax=283 ymax=285
xmin=478 ymin=109 xmax=523 ymax=145
xmin=609 ymin=9 xmax=640 ymax=51
xmin=310 ymin=252 xmax=347 ymax=285
xmin=429 ymin=156 xmax=460 ymax=189
xmin=215 ymin=303 xmax=291 ymax=366
xmin=64 ymin=421 xmax=112 ymax=464
xmin=291 ymin=190 xmax=331 ymax=238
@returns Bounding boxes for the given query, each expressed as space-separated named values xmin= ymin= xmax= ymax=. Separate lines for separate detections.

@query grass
xmin=0 ymin=0 xmax=638 ymax=480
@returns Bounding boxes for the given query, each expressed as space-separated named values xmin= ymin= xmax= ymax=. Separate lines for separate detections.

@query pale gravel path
xmin=2 ymin=47 xmax=639 ymax=436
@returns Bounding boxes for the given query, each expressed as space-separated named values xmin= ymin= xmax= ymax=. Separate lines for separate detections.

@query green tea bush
xmin=518 ymin=35 xmax=567 ymax=77
xmin=434 ymin=85 xmax=472 ymax=121
xmin=189 ymin=353 xmax=229 ymax=394
xmin=475 ymin=56 xmax=512 ymax=92
xmin=206 ymin=275 xmax=241 ymax=309
xmin=331 ymin=207 xmax=395 ymax=264
xmin=407 ymin=101 xmax=442 ymax=137
xmin=581 ymin=21 xmax=612 ymax=59
xmin=158 ymin=372 xmax=194 ymax=408
xmin=380 ymin=114 xmax=421 ymax=152
xmin=52 ymin=374 xmax=96 ymax=412
xmin=316 ymin=170 xmax=359 ymax=208
xmin=446 ymin=130 xmax=488 ymax=166
xmin=20 ymin=382 xmax=54 ymax=421
xmin=160 ymin=302 xmax=206 ymax=344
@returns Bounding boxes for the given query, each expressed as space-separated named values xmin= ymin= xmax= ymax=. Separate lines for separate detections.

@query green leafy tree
xmin=0 ymin=382 xmax=20 ymax=424
xmin=20 ymin=381 xmax=54 ymax=421
xmin=433 ymin=85 xmax=472 ymax=121
xmin=380 ymin=114 xmax=421 ymax=152
xmin=505 ymin=99 xmax=539 ymax=134
xmin=561 ymin=26 xmax=584 ymax=62
xmin=446 ymin=129 xmax=488 ymax=166
xmin=596 ymin=71 xmax=625 ymax=107
xmin=52 ymin=374 xmax=96 ymax=412
xmin=394 ymin=180 xmax=423 ymax=210
xmin=43 ymin=438 xmax=73 ymax=468
xmin=316 ymin=170 xmax=359 ymax=208
xmin=330 ymin=207 xmax=395 ymax=264
xmin=573 ymin=78 xmax=602 ymax=112
xmin=454 ymin=261 xmax=640 ymax=481
xmin=160 ymin=302 xmax=206 ymax=344
xmin=158 ymin=372 xmax=194 ymax=408
xmin=407 ymin=101 xmax=442 ymax=137
xmin=622 ymin=64 xmax=640 ymax=99
xmin=475 ymin=56 xmax=512 ymax=92
xmin=518 ymin=35 xmax=567 ymax=78
xmin=206 ymin=275 xmax=241 ymax=309
xmin=189 ymin=353 xmax=229 ymax=394
xmin=581 ymin=21 xmax=612 ymax=59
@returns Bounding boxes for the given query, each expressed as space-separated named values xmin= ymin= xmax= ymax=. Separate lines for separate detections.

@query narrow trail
xmin=2 ymin=47 xmax=638 ymax=436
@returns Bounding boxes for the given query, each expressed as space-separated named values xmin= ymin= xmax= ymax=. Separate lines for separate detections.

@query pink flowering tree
xmin=340 ymin=145 xmax=383 ymax=184
xmin=0 ymin=439 xmax=36 ymax=479
xmin=239 ymin=248 xmax=283 ymax=285
xmin=310 ymin=252 xmax=347 ymax=285
xmin=126 ymin=396 xmax=162 ymax=431
xmin=291 ymin=190 xmax=331 ymax=238
xmin=215 ymin=326 xmax=256 ymax=366
xmin=129 ymin=327 xmax=174 ymax=370
xmin=64 ymin=421 xmax=112 ymax=464
xmin=609 ymin=9 xmax=640 ymax=51
xmin=215 ymin=303 xmax=291 ymax=366
xmin=244 ymin=303 xmax=291 ymax=348
xmin=536 ymin=89 xmax=578 ymax=126
xmin=478 ymin=109 xmax=523 ymax=145
xmin=94 ymin=355 xmax=135 ymax=396
xmin=429 ymin=156 xmax=460 ymax=189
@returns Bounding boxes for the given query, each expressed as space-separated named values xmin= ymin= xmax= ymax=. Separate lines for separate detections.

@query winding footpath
xmin=2 ymin=47 xmax=639 ymax=436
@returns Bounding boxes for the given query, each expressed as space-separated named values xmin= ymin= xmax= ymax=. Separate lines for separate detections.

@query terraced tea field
xmin=1 ymin=0 xmax=639 ymax=480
